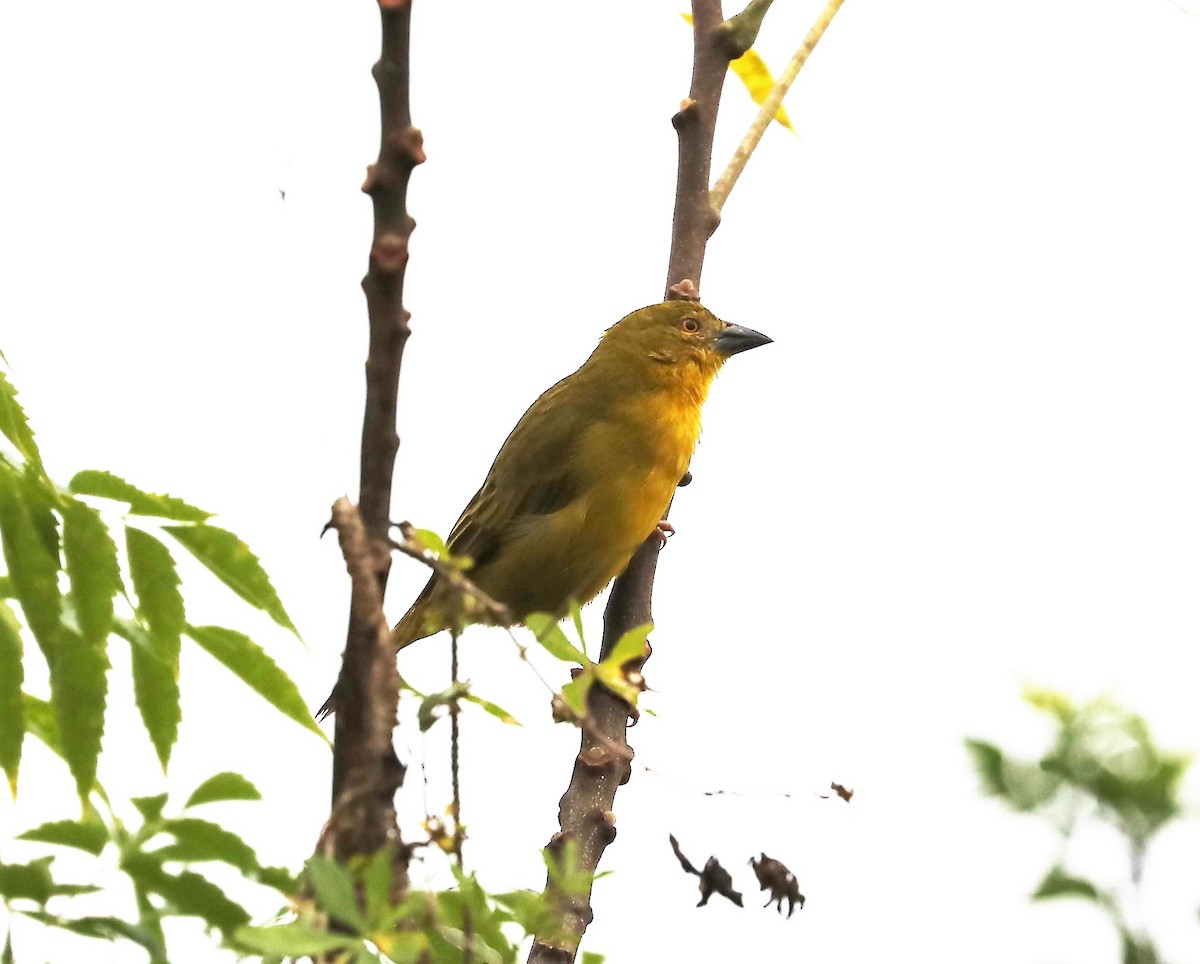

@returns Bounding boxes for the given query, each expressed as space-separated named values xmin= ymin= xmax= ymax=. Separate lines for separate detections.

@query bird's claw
xmin=654 ymin=520 xmax=675 ymax=549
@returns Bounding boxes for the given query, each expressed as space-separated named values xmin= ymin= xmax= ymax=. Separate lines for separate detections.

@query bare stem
xmin=325 ymin=0 xmax=422 ymax=875
xmin=527 ymin=3 xmax=733 ymax=961
xmin=711 ymin=0 xmax=845 ymax=214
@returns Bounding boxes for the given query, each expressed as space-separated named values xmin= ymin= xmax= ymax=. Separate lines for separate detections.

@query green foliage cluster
xmin=967 ymin=688 xmax=1194 ymax=964
xmin=1 ymin=368 xmax=611 ymax=962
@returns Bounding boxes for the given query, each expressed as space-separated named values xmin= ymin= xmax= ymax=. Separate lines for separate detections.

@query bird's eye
xmin=681 ymin=316 xmax=700 ymax=333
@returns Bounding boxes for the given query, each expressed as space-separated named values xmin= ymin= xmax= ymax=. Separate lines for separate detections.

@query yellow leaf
xmin=680 ymin=12 xmax=794 ymax=133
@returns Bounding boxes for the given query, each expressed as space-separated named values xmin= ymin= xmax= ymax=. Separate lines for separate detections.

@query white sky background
xmin=2 ymin=0 xmax=1200 ymax=961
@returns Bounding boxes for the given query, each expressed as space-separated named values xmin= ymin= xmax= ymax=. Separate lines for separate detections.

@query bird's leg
xmin=654 ymin=520 xmax=676 ymax=548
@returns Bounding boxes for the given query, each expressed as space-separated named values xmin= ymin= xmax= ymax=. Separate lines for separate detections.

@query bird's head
xmin=601 ymin=301 xmax=772 ymax=379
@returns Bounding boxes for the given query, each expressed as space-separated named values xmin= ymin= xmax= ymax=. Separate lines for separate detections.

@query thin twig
xmin=711 ymin=0 xmax=845 ymax=214
xmin=449 ymin=630 xmax=464 ymax=864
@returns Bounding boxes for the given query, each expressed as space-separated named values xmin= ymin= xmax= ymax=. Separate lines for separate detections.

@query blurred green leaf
xmin=234 ymin=923 xmax=358 ymax=956
xmin=559 ymin=673 xmax=592 ymax=722
xmin=185 ymin=625 xmax=324 ymax=739
xmin=0 ymin=370 xmax=42 ymax=470
xmin=69 ymin=470 xmax=211 ymax=522
xmin=184 ymin=771 xmax=261 ymax=808
xmin=122 ymin=854 xmax=250 ymax=933
xmin=305 ymin=857 xmax=366 ymax=932
xmin=1032 ymin=866 xmax=1103 ymax=904
xmin=164 ymin=525 xmax=297 ymax=636
xmin=364 ymin=846 xmax=395 ymax=925
xmin=463 ymin=691 xmax=521 ymax=727
xmin=20 ymin=911 xmax=165 ymax=957
xmin=0 ymin=858 xmax=54 ymax=903
xmin=581 ymin=953 xmax=606 ymax=964
xmin=21 ymin=693 xmax=62 ymax=760
xmin=0 ymin=602 xmax=23 ymax=794
xmin=132 ymin=793 xmax=169 ymax=824
xmin=412 ymin=528 xmax=451 ymax=560
xmin=18 ymin=818 xmax=107 ymax=856
xmin=61 ymin=499 xmax=121 ymax=651
xmin=526 ymin=613 xmax=585 ymax=664
xmin=569 ymin=601 xmax=586 ymax=657
xmin=154 ymin=818 xmax=261 ymax=876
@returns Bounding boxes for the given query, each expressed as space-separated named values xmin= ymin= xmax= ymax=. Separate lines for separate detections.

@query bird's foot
xmin=654 ymin=520 xmax=676 ymax=549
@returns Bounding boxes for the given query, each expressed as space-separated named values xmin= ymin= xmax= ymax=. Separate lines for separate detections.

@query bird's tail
xmin=314 ymin=577 xmax=440 ymax=720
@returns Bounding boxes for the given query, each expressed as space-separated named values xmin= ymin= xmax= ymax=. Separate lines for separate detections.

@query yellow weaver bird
xmin=321 ymin=301 xmax=769 ymax=716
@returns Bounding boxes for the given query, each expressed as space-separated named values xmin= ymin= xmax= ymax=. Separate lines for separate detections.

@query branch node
xmin=370 ymin=233 xmax=410 ymax=273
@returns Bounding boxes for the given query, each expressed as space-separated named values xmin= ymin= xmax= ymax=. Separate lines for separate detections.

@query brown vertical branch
xmin=528 ymin=3 xmax=735 ymax=962
xmin=325 ymin=0 xmax=424 ymax=869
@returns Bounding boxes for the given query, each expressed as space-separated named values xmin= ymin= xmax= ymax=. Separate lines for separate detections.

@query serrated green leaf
xmin=122 ymin=854 xmax=251 ymax=933
xmin=48 ymin=625 xmax=108 ymax=799
xmin=233 ymin=923 xmax=358 ymax=956
xmin=124 ymin=529 xmax=184 ymax=768
xmin=607 ymin=622 xmax=651 ymax=665
xmin=61 ymin=499 xmax=120 ymax=651
xmin=185 ymin=625 xmax=324 ymax=739
xmin=305 ymin=857 xmax=366 ymax=932
xmin=21 ymin=693 xmax=62 ymax=759
xmin=526 ymin=613 xmax=586 ymax=664
xmin=18 ymin=818 xmax=107 ymax=856
xmin=256 ymin=865 xmax=298 ymax=896
xmin=164 ymin=525 xmax=297 ymax=636
xmin=129 ymin=629 xmax=180 ymax=773
xmin=68 ymin=470 xmax=211 ymax=522
xmin=0 ymin=471 xmax=61 ymax=657
xmin=132 ymin=793 xmax=169 ymax=823
xmin=154 ymin=818 xmax=260 ymax=875
xmin=0 ymin=370 xmax=42 ymax=470
xmin=1032 ymin=866 xmax=1103 ymax=903
xmin=0 ymin=602 xmax=23 ymax=794
xmin=184 ymin=771 xmax=261 ymax=808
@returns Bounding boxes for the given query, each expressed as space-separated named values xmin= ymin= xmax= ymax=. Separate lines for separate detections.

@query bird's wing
xmin=446 ymin=376 xmax=590 ymax=573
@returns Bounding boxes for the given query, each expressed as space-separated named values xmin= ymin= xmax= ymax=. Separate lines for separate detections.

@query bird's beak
xmin=715 ymin=322 xmax=773 ymax=357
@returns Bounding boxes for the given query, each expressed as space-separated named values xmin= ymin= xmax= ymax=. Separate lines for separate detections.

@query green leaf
xmin=462 ymin=691 xmax=521 ymax=727
xmin=964 ymin=739 xmax=1007 ymax=798
xmin=49 ymin=625 xmax=108 ymax=799
xmin=412 ymin=528 xmax=450 ymax=559
xmin=234 ymin=923 xmax=358 ymax=956
xmin=18 ymin=818 xmax=107 ymax=856
xmin=0 ymin=369 xmax=42 ymax=470
xmin=185 ymin=625 xmax=324 ymax=738
xmin=1032 ymin=866 xmax=1103 ymax=903
xmin=21 ymin=693 xmax=62 ymax=760
xmin=581 ymin=953 xmax=606 ymax=964
xmin=0 ymin=470 xmax=62 ymax=656
xmin=184 ymin=771 xmax=261 ymax=808
xmin=569 ymin=601 xmax=586 ymax=657
xmin=164 ymin=525 xmax=297 ymax=636
xmin=364 ymin=846 xmax=395 ymax=925
xmin=20 ymin=912 xmax=165 ymax=957
xmin=155 ymin=818 xmax=261 ymax=875
xmin=61 ymin=499 xmax=121 ymax=650
xmin=559 ymin=673 xmax=593 ymax=722
xmin=68 ymin=470 xmax=211 ymax=522
xmin=0 ymin=602 xmax=23 ymax=794
xmin=305 ymin=857 xmax=366 ymax=931
xmin=0 ymin=858 xmax=54 ymax=904
xmin=124 ymin=529 xmax=184 ymax=768
xmin=125 ymin=528 xmax=185 ymax=655
xmin=122 ymin=854 xmax=251 ymax=932
xmin=607 ymin=622 xmax=651 ymax=665
xmin=525 ymin=613 xmax=586 ymax=664
xmin=132 ymin=793 xmax=169 ymax=824
xmin=126 ymin=622 xmax=180 ymax=773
